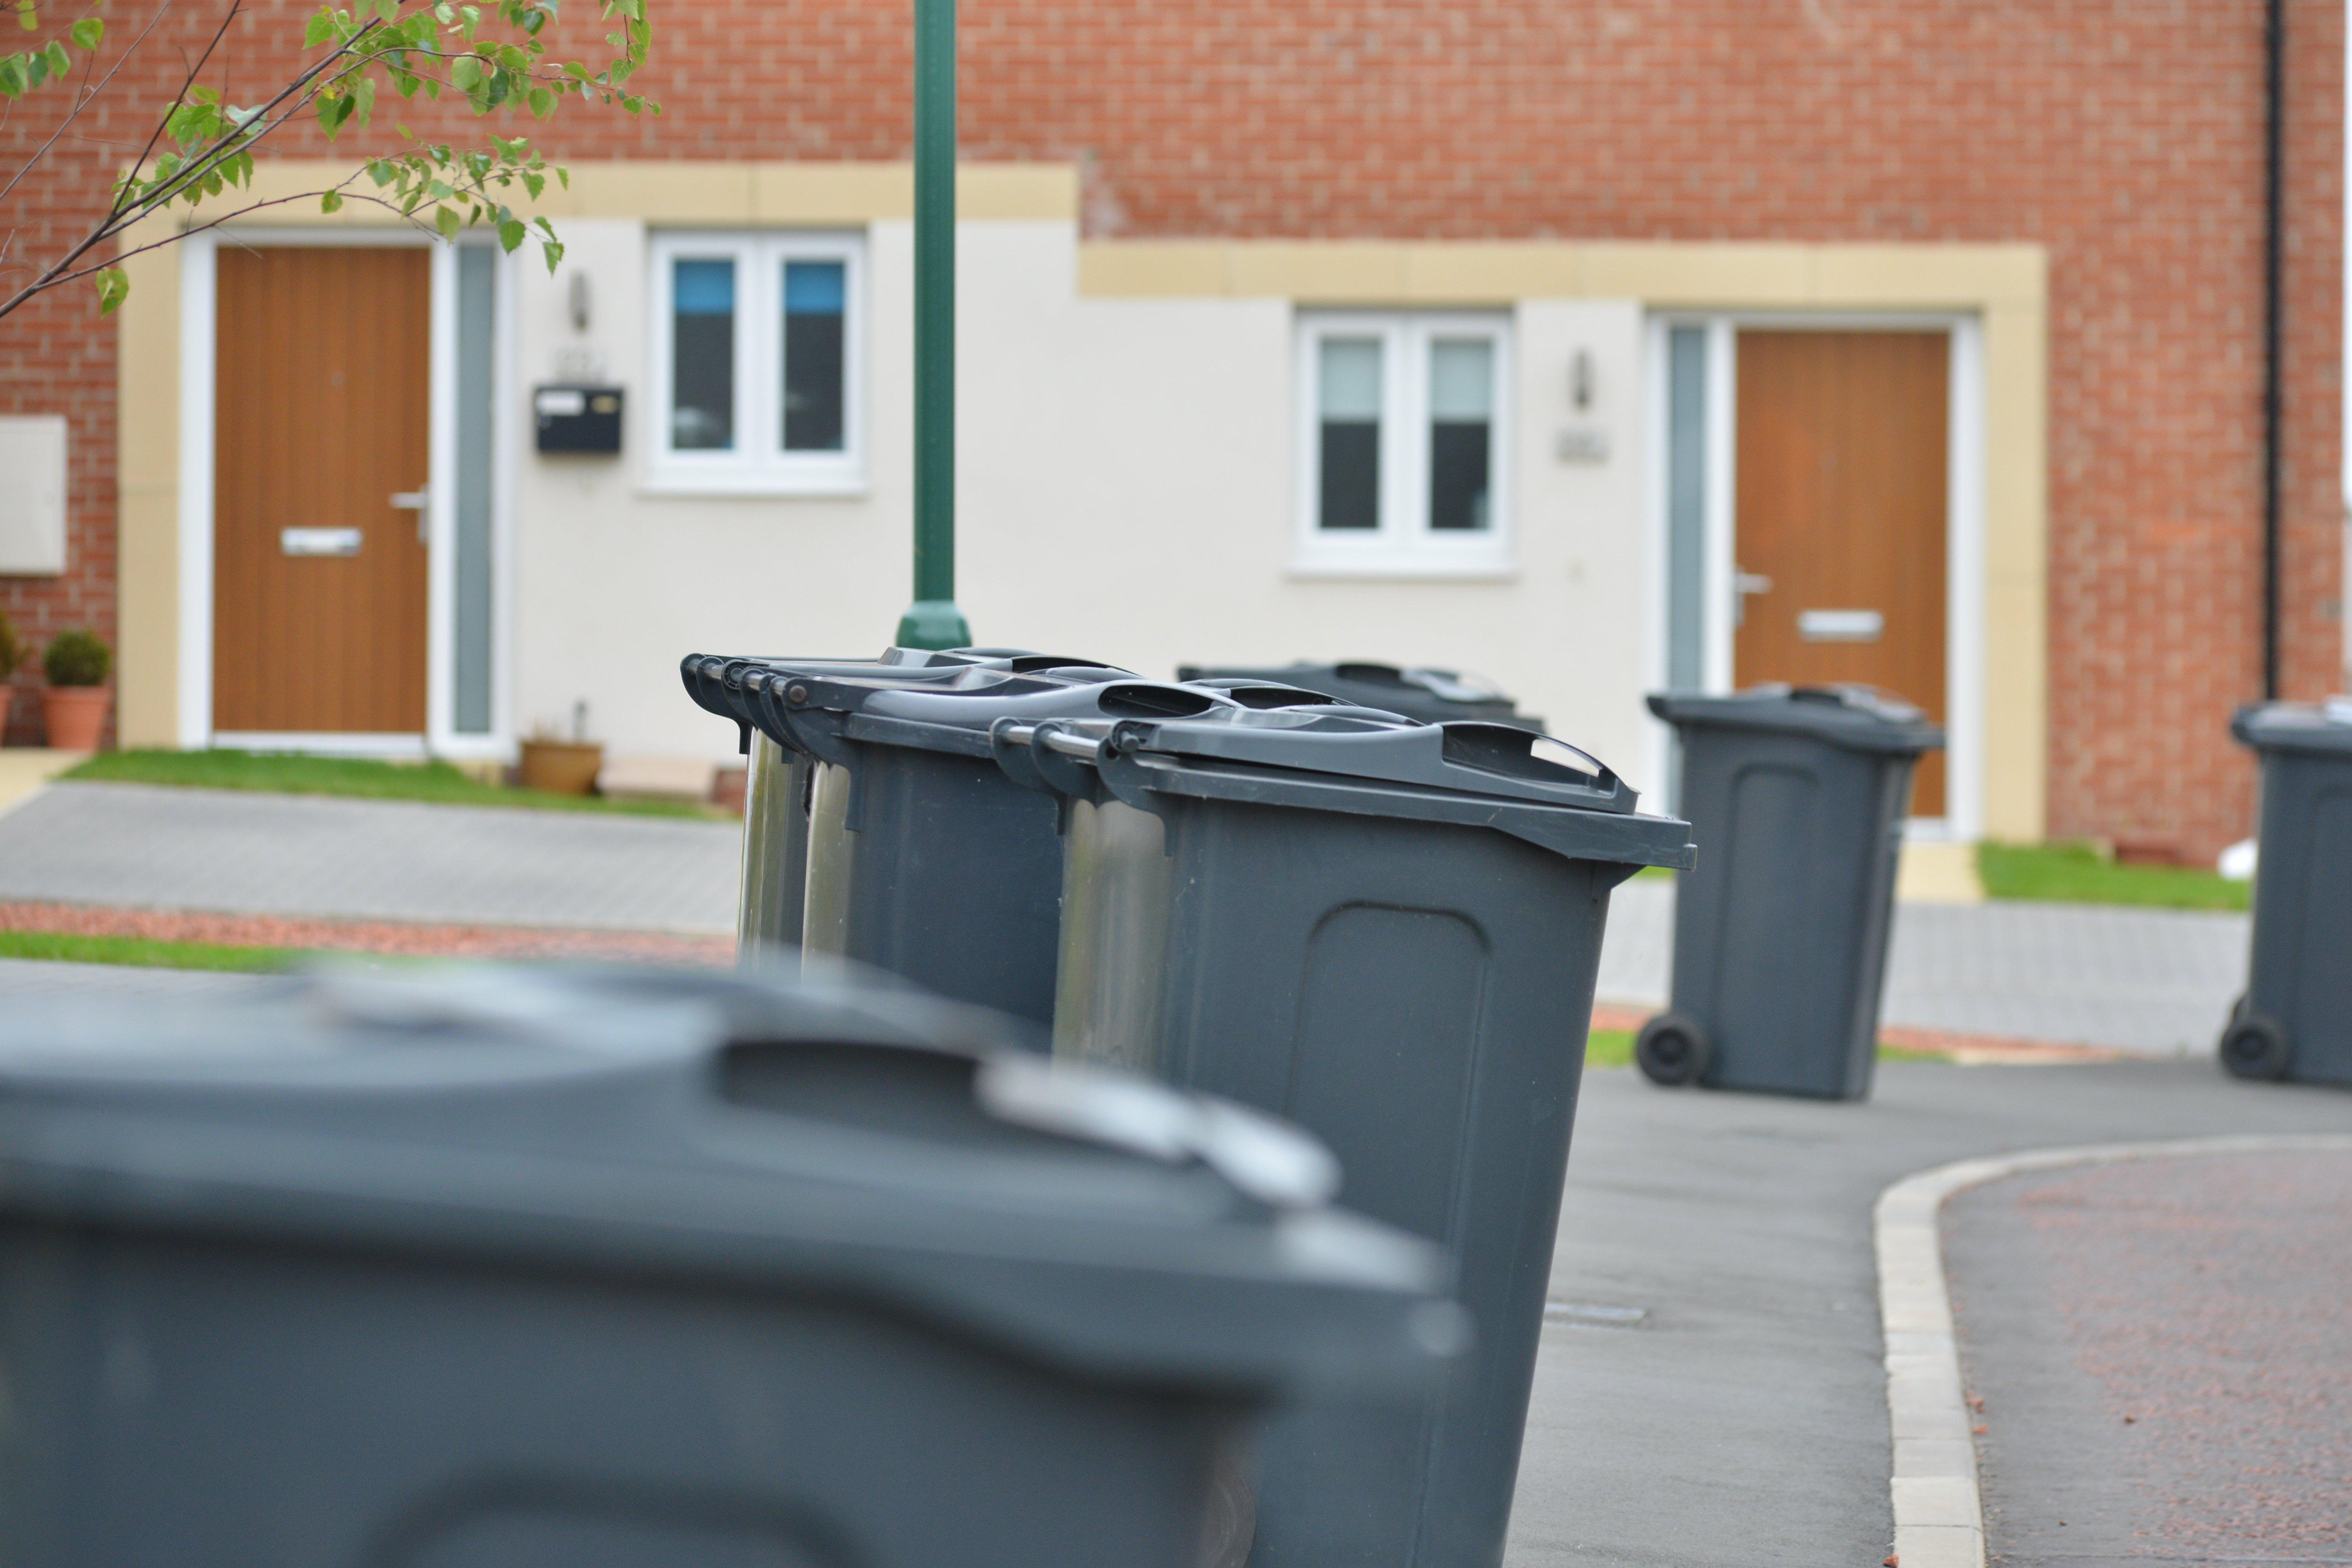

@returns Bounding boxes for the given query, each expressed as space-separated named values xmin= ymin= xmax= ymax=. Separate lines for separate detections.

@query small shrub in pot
xmin=40 ymin=629 xmax=112 ymax=751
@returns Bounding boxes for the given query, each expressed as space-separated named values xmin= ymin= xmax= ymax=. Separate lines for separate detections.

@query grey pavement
xmin=0 ymin=957 xmax=277 ymax=1000
xmin=1509 ymin=1061 xmax=2352 ymax=1568
xmin=1946 ymin=1151 xmax=2352 ymax=1566
xmin=0 ymin=782 xmax=741 ymax=934
xmin=1596 ymin=877 xmax=2247 ymax=1056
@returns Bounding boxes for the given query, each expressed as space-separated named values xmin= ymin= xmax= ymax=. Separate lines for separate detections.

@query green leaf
xmin=539 ymin=237 xmax=562 ymax=273
xmin=448 ymin=53 xmax=480 ymax=90
xmin=303 ymin=10 xmax=334 ymax=46
xmin=0 ymin=55 xmax=25 ymax=97
xmin=13 ymin=2 xmax=35 ymax=34
xmin=23 ymin=44 xmax=42 ymax=83
xmin=94 ymin=268 xmax=130 ymax=313
xmin=521 ymin=169 xmax=543 ymax=199
xmin=67 ymin=15 xmax=100 ymax=49
xmin=525 ymin=83 xmax=552 ymax=117
xmin=496 ymin=218 xmax=524 ymax=251
xmin=434 ymin=204 xmax=461 ymax=240
xmin=320 ymin=188 xmax=343 ymax=213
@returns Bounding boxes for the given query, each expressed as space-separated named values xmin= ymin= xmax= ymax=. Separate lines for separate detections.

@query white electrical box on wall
xmin=0 ymin=415 xmax=67 ymax=575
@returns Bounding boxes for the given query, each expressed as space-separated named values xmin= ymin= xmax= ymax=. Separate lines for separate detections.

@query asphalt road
xmin=1947 ymin=1150 xmax=2352 ymax=1566
xmin=1509 ymin=1062 xmax=2352 ymax=1568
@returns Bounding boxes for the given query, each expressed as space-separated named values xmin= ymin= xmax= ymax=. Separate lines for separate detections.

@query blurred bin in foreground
xmin=0 ymin=964 xmax=1461 ymax=1568
xmin=2220 ymin=699 xmax=2352 ymax=1084
xmin=1641 ymin=685 xmax=1943 ymax=1099
xmin=1177 ymin=660 xmax=1542 ymax=730
xmin=997 ymin=707 xmax=1691 ymax=1568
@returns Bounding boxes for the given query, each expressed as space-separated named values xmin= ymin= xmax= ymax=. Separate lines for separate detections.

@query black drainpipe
xmin=2261 ymin=0 xmax=2285 ymax=700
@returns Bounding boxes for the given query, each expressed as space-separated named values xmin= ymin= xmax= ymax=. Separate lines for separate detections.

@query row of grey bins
xmin=680 ymin=646 xmax=1696 ymax=1568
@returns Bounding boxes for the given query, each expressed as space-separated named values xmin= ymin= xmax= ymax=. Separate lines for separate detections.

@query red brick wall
xmin=2 ymin=1 xmax=2339 ymax=859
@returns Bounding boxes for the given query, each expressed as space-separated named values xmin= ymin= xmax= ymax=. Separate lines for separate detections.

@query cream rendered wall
xmin=957 ymin=224 xmax=1656 ymax=787
xmin=509 ymin=218 xmax=915 ymax=754
xmin=512 ymin=216 xmax=1663 ymax=789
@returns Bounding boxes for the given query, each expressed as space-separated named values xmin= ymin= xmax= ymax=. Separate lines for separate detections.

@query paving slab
xmin=1509 ymin=1061 xmax=2352 ymax=1568
xmin=1946 ymin=1150 xmax=2352 ymax=1565
xmin=0 ymin=782 xmax=741 ymax=934
xmin=1596 ymin=878 xmax=2247 ymax=1056
xmin=0 ymin=957 xmax=276 ymax=1000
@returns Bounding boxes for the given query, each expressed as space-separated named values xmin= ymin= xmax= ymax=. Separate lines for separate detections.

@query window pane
xmin=1317 ymin=337 xmax=1382 ymax=531
xmin=1428 ymin=338 xmax=1492 ymax=532
xmin=670 ymin=258 xmax=735 ymax=450
xmin=782 ymin=260 xmax=847 ymax=452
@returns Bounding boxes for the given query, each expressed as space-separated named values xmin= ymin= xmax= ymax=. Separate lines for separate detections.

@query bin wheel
xmin=2218 ymin=1011 xmax=2292 ymax=1081
xmin=1195 ymin=1443 xmax=1255 ymax=1568
xmin=1636 ymin=1012 xmax=1712 ymax=1087
xmin=2228 ymin=992 xmax=2248 ymax=1024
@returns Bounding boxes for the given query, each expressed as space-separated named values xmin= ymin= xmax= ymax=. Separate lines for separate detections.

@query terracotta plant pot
xmin=519 ymin=738 xmax=605 ymax=796
xmin=41 ymin=686 xmax=110 ymax=752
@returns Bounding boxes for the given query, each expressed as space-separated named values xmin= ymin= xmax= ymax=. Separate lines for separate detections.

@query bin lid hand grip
xmin=1105 ymin=716 xmax=1637 ymax=814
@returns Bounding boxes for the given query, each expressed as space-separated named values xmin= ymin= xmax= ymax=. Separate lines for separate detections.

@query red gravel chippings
xmin=1946 ymin=1151 xmax=2352 ymax=1564
xmin=0 ymin=901 xmax=734 ymax=967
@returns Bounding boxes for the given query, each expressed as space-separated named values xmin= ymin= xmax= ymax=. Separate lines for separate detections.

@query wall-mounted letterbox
xmin=534 ymin=384 xmax=623 ymax=454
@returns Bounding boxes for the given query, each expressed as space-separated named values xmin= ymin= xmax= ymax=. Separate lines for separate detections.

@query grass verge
xmin=0 ymin=929 xmax=293 ymax=972
xmin=1977 ymin=840 xmax=2248 ymax=912
xmin=64 ymin=750 xmax=721 ymax=819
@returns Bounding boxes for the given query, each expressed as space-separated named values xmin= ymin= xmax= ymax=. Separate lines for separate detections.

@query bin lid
xmin=0 ymin=964 xmax=1461 ymax=1398
xmin=2231 ymin=698 xmax=2352 ymax=757
xmin=682 ymin=647 xmax=1140 ymax=748
xmin=758 ymin=666 xmax=1337 ymax=767
xmin=1646 ymin=684 xmax=1945 ymax=756
xmin=1064 ymin=709 xmax=1693 ymax=871
xmin=1178 ymin=661 xmax=1540 ymax=730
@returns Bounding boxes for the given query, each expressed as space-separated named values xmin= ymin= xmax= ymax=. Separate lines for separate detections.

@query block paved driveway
xmin=0 ymin=782 xmax=739 ymax=934
xmin=1597 ymin=877 xmax=2247 ymax=1056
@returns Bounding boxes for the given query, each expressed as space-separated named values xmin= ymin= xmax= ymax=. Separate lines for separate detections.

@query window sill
xmin=638 ymin=470 xmax=870 ymax=500
xmin=1286 ymin=553 xmax=1519 ymax=583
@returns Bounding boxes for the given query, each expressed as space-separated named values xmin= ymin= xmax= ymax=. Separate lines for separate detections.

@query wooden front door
xmin=213 ymin=247 xmax=430 ymax=734
xmin=1733 ymin=329 xmax=1949 ymax=816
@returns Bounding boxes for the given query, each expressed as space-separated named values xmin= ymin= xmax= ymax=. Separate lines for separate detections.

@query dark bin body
xmin=1647 ymin=686 xmax=1945 ymax=1100
xmin=1006 ymin=713 xmax=1693 ymax=1568
xmin=684 ymin=647 xmax=1019 ymax=953
xmin=759 ymin=671 xmax=1333 ymax=1027
xmin=2224 ymin=702 xmax=2352 ymax=1085
xmin=683 ymin=649 xmax=1141 ymax=1014
xmin=0 ymin=966 xmax=1457 ymax=1568
xmin=1177 ymin=661 xmax=1542 ymax=731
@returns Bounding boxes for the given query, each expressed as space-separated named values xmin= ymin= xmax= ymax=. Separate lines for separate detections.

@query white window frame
xmin=1292 ymin=310 xmax=1514 ymax=576
xmin=646 ymin=229 xmax=865 ymax=496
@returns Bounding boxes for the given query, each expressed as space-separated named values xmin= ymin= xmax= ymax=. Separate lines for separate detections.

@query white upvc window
xmin=1294 ymin=311 xmax=1513 ymax=574
xmin=647 ymin=230 xmax=865 ymax=494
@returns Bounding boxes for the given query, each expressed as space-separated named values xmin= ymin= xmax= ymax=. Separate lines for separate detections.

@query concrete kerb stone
xmin=1873 ymin=1133 xmax=2352 ymax=1568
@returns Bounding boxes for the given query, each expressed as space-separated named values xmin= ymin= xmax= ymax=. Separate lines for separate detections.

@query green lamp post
xmin=896 ymin=0 xmax=972 ymax=650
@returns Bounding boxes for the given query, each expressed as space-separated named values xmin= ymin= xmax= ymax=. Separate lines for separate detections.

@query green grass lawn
xmin=0 ymin=929 xmax=294 ymax=972
xmin=65 ymin=750 xmax=721 ymax=819
xmin=1977 ymin=840 xmax=2248 ymax=912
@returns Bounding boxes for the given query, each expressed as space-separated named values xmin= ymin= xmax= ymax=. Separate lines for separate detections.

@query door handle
xmin=1733 ymin=568 xmax=1772 ymax=627
xmin=390 ymin=488 xmax=429 ymax=545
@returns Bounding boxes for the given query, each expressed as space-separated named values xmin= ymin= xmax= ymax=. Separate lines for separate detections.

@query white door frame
xmin=175 ymin=226 xmax=515 ymax=759
xmin=1642 ymin=310 xmax=1986 ymax=841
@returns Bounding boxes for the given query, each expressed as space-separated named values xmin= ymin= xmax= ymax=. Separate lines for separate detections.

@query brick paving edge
xmin=1871 ymin=1132 xmax=2352 ymax=1568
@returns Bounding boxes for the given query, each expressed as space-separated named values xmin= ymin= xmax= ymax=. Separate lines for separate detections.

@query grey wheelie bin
xmin=1641 ymin=685 xmax=1944 ymax=1098
xmin=1178 ymin=659 xmax=1543 ymax=730
xmin=729 ymin=664 xmax=1335 ymax=1027
xmin=2219 ymin=699 xmax=2352 ymax=1084
xmin=682 ymin=648 xmax=1132 ymax=958
xmin=994 ymin=707 xmax=1694 ymax=1568
xmin=0 ymin=962 xmax=1463 ymax=1568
